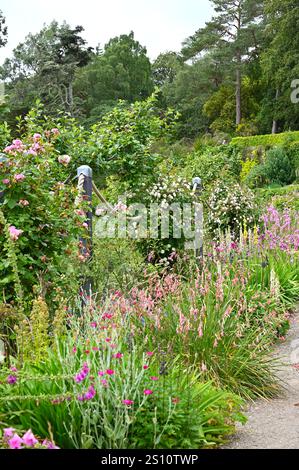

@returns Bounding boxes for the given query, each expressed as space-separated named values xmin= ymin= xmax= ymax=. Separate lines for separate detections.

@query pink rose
xmin=14 ymin=174 xmax=25 ymax=182
xmin=8 ymin=226 xmax=24 ymax=241
xmin=58 ymin=155 xmax=71 ymax=166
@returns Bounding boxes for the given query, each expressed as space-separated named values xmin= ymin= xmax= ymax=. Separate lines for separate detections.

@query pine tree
xmin=182 ymin=0 xmax=264 ymax=126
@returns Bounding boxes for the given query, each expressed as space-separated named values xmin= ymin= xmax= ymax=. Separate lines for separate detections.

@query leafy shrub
xmin=183 ymin=146 xmax=242 ymax=189
xmin=231 ymin=130 xmax=299 ymax=148
xmin=245 ymin=147 xmax=295 ymax=188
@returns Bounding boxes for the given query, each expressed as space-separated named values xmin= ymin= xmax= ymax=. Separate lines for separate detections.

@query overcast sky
xmin=0 ymin=0 xmax=213 ymax=63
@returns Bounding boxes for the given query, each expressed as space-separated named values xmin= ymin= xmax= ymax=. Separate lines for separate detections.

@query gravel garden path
xmin=223 ymin=309 xmax=299 ymax=449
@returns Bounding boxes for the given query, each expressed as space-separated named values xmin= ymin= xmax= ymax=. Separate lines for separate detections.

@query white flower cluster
xmin=207 ymin=182 xmax=256 ymax=234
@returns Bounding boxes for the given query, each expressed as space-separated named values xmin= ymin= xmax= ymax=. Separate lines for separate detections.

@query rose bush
xmin=0 ymin=129 xmax=87 ymax=307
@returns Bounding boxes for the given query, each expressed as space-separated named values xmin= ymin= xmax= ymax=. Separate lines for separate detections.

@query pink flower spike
xmin=8 ymin=433 xmax=23 ymax=449
xmin=22 ymin=429 xmax=38 ymax=447
xmin=144 ymin=389 xmax=153 ymax=395
xmin=106 ymin=369 xmax=115 ymax=376
xmin=150 ymin=376 xmax=159 ymax=381
xmin=122 ymin=399 xmax=134 ymax=406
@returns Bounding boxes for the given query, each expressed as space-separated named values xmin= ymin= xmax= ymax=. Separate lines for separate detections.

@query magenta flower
xmin=90 ymin=322 xmax=97 ymax=328
xmin=7 ymin=374 xmax=17 ymax=385
xmin=3 ymin=427 xmax=15 ymax=438
xmin=106 ymin=369 xmax=115 ymax=376
xmin=22 ymin=429 xmax=38 ymax=447
xmin=2 ymin=179 xmax=10 ymax=185
xmin=98 ymin=371 xmax=104 ymax=376
xmin=101 ymin=379 xmax=108 ymax=387
xmin=113 ymin=353 xmax=123 ymax=359
xmin=122 ymin=399 xmax=134 ymax=406
xmin=150 ymin=376 xmax=159 ymax=381
xmin=74 ymin=362 xmax=89 ymax=383
xmin=42 ymin=439 xmax=60 ymax=449
xmin=146 ymin=351 xmax=154 ymax=357
xmin=144 ymin=389 xmax=153 ymax=395
xmin=8 ymin=433 xmax=23 ymax=449
xmin=143 ymin=365 xmax=149 ymax=370
xmin=84 ymin=385 xmax=96 ymax=400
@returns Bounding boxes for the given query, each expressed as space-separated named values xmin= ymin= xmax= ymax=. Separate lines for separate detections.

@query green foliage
xmin=231 ymin=131 xmax=299 ymax=149
xmin=91 ymin=238 xmax=145 ymax=296
xmin=183 ymin=146 xmax=242 ymax=188
xmin=84 ymin=93 xmax=178 ymax=186
xmin=0 ymin=307 xmax=244 ymax=449
xmin=75 ymin=32 xmax=153 ymax=124
xmin=246 ymin=147 xmax=296 ymax=188
xmin=129 ymin=375 xmax=245 ymax=449
xmin=256 ymin=185 xmax=299 ymax=211
xmin=0 ymin=9 xmax=7 ymax=48
xmin=1 ymin=21 xmax=93 ymax=117
xmin=0 ymin=122 xmax=11 ymax=149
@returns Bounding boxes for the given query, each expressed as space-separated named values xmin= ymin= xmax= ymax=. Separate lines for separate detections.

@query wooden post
xmin=77 ymin=165 xmax=93 ymax=298
xmin=192 ymin=177 xmax=203 ymax=262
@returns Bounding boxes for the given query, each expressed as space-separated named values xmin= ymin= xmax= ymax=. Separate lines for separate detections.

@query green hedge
xmin=231 ymin=131 xmax=299 ymax=148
